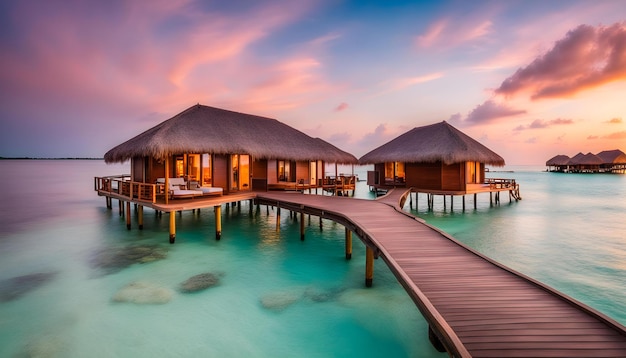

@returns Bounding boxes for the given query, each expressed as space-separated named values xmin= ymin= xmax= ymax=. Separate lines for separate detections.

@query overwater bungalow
xmin=359 ymin=121 xmax=521 ymax=207
xmin=95 ymin=104 xmax=357 ymax=240
xmin=546 ymin=149 xmax=626 ymax=173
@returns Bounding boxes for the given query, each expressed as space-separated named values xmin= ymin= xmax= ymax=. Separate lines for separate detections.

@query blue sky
xmin=1 ymin=0 xmax=625 ymax=164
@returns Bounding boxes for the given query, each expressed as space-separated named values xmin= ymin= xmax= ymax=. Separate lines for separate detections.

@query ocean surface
xmin=0 ymin=160 xmax=624 ymax=357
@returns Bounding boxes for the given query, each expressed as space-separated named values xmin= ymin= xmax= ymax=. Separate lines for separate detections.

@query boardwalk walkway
xmin=256 ymin=190 xmax=626 ymax=357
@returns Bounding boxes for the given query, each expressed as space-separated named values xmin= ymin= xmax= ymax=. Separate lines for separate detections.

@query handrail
xmin=94 ymin=175 xmax=164 ymax=204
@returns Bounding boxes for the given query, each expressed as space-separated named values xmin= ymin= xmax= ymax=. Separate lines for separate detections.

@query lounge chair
xmin=188 ymin=181 xmax=223 ymax=196
xmin=157 ymin=178 xmax=204 ymax=199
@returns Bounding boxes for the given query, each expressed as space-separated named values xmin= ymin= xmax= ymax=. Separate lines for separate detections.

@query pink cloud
xmin=415 ymin=16 xmax=493 ymax=50
xmin=335 ymin=103 xmax=349 ymax=112
xmin=495 ymin=22 xmax=626 ymax=100
xmin=465 ymin=100 xmax=526 ymax=125
xmin=607 ymin=117 xmax=623 ymax=124
xmin=514 ymin=118 xmax=575 ymax=131
xmin=587 ymin=135 xmax=599 ymax=140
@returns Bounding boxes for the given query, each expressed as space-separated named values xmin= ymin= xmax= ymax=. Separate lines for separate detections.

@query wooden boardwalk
xmin=256 ymin=190 xmax=626 ymax=357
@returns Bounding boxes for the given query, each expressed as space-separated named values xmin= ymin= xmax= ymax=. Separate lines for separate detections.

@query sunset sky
xmin=1 ymin=0 xmax=625 ymax=165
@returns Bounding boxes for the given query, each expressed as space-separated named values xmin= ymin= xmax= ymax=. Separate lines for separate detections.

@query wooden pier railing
xmin=94 ymin=175 xmax=163 ymax=203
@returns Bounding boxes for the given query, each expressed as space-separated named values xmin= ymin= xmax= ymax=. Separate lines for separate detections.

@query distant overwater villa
xmin=546 ymin=149 xmax=626 ymax=173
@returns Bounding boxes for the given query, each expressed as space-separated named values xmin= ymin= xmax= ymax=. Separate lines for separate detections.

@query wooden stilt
xmin=276 ymin=204 xmax=281 ymax=232
xmin=125 ymin=201 xmax=131 ymax=230
xmin=490 ymin=192 xmax=493 ymax=206
xmin=365 ymin=246 xmax=374 ymax=287
xmin=300 ymin=211 xmax=305 ymax=240
xmin=345 ymin=228 xmax=352 ymax=260
xmin=428 ymin=326 xmax=446 ymax=353
xmin=443 ymin=195 xmax=446 ymax=210
xmin=451 ymin=195 xmax=454 ymax=211
xmin=319 ymin=216 xmax=323 ymax=230
xmin=409 ymin=192 xmax=413 ymax=209
xmin=138 ymin=205 xmax=144 ymax=230
xmin=169 ymin=211 xmax=176 ymax=244
xmin=214 ymin=205 xmax=222 ymax=240
xmin=119 ymin=200 xmax=123 ymax=216
xmin=462 ymin=196 xmax=465 ymax=211
xmin=474 ymin=193 xmax=477 ymax=209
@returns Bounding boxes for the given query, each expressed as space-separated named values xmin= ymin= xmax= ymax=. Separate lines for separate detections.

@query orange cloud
xmin=607 ymin=117 xmax=623 ymax=124
xmin=495 ymin=22 xmax=626 ymax=100
xmin=603 ymin=131 xmax=626 ymax=139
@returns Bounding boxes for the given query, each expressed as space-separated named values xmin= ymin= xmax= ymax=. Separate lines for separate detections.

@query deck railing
xmin=484 ymin=178 xmax=517 ymax=189
xmin=94 ymin=175 xmax=164 ymax=203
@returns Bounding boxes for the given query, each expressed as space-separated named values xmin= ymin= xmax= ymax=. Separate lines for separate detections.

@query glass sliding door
xmin=231 ymin=154 xmax=250 ymax=191
xmin=202 ymin=154 xmax=212 ymax=186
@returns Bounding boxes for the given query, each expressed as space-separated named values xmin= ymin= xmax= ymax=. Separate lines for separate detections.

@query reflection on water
xmin=0 ymin=161 xmax=624 ymax=357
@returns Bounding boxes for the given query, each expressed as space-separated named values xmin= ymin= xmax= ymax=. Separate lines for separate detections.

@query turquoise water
xmin=0 ymin=161 xmax=624 ymax=357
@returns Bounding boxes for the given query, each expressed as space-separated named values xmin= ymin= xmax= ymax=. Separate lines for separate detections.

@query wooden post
xmin=443 ymin=195 xmax=446 ymax=210
xmin=345 ymin=228 xmax=352 ymax=260
xmin=300 ymin=211 xmax=305 ymax=240
xmin=451 ymin=195 xmax=454 ymax=211
xmin=462 ymin=196 xmax=465 ymax=211
xmin=165 ymin=158 xmax=170 ymax=205
xmin=138 ymin=205 xmax=144 ymax=230
xmin=490 ymin=192 xmax=493 ymax=206
xmin=214 ymin=205 xmax=222 ymax=240
xmin=125 ymin=201 xmax=131 ymax=230
xmin=428 ymin=326 xmax=446 ymax=353
xmin=474 ymin=193 xmax=477 ymax=209
xmin=365 ymin=246 xmax=374 ymax=287
xmin=319 ymin=216 xmax=323 ymax=230
xmin=169 ymin=211 xmax=176 ymax=244
xmin=276 ymin=204 xmax=281 ymax=232
xmin=119 ymin=199 xmax=123 ymax=216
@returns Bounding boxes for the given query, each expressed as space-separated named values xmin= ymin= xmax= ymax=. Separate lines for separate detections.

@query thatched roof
xmin=546 ymin=155 xmax=571 ymax=166
xmin=358 ymin=121 xmax=505 ymax=166
xmin=569 ymin=152 xmax=603 ymax=165
xmin=104 ymin=104 xmax=357 ymax=164
xmin=596 ymin=149 xmax=626 ymax=164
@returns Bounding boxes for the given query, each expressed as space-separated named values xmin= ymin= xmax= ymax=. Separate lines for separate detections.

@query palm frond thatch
xmin=596 ymin=149 xmax=626 ymax=164
xmin=546 ymin=155 xmax=571 ymax=166
xmin=104 ymin=104 xmax=357 ymax=164
xmin=358 ymin=121 xmax=505 ymax=166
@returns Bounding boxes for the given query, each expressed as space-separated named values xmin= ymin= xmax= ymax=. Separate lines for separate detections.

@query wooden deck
xmin=255 ymin=190 xmax=626 ymax=357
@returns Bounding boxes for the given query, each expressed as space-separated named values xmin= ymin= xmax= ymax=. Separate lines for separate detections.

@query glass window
xmin=202 ymin=154 xmax=212 ymax=186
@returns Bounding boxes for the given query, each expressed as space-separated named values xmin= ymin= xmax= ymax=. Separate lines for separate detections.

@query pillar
xmin=300 ymin=211 xmax=305 ymax=241
xmin=214 ymin=205 xmax=222 ymax=240
xmin=365 ymin=246 xmax=374 ymax=287
xmin=138 ymin=205 xmax=144 ymax=230
xmin=125 ymin=201 xmax=131 ymax=230
xmin=474 ymin=193 xmax=477 ymax=209
xmin=345 ymin=228 xmax=352 ymax=260
xmin=276 ymin=204 xmax=281 ymax=232
xmin=451 ymin=195 xmax=454 ymax=211
xmin=428 ymin=326 xmax=446 ymax=353
xmin=462 ymin=196 xmax=465 ymax=211
xmin=169 ymin=211 xmax=176 ymax=244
